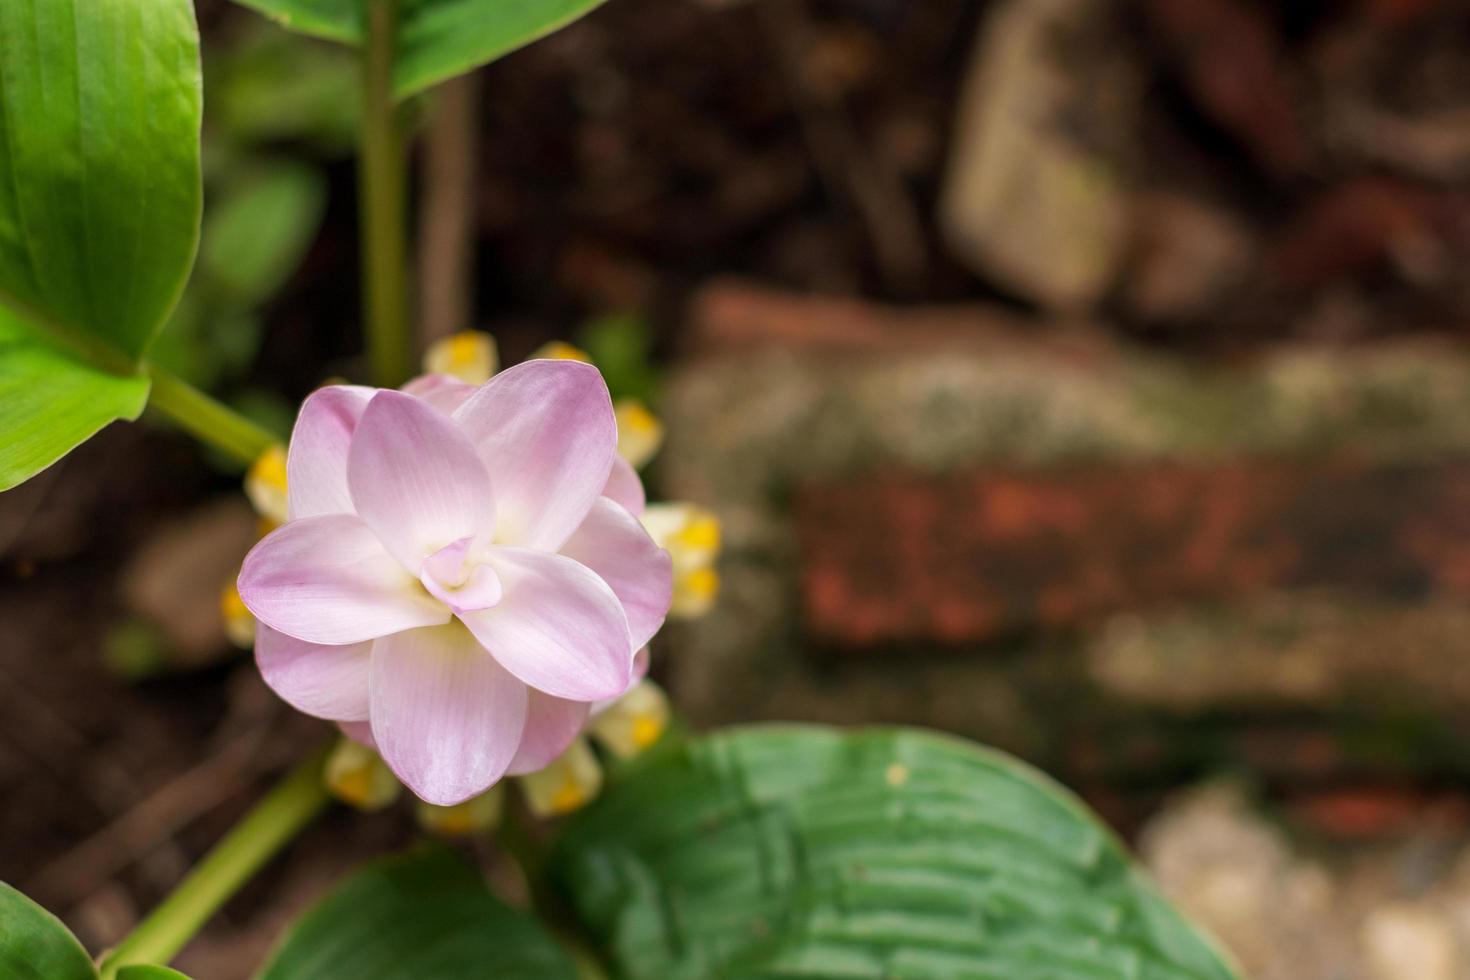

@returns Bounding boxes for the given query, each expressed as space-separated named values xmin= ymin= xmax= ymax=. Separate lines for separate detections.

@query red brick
xmin=796 ymin=459 xmax=1470 ymax=647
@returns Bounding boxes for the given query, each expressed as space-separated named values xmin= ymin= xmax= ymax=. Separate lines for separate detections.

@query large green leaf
xmin=228 ymin=0 xmax=610 ymax=97
xmin=0 ymin=309 xmax=149 ymax=491
xmin=256 ymin=846 xmax=579 ymax=980
xmin=549 ymin=726 xmax=1239 ymax=980
xmin=0 ymin=882 xmax=98 ymax=980
xmin=0 ymin=0 xmax=202 ymax=489
xmin=0 ymin=0 xmax=202 ymax=360
xmin=118 ymin=968 xmax=194 ymax=980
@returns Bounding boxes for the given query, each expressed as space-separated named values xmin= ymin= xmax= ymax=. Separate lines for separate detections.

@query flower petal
xmin=401 ymin=373 xmax=478 ymax=414
xmin=370 ymin=624 xmax=528 ymax=805
xmin=459 ymin=547 xmax=633 ymax=701
xmin=507 ymin=691 xmax=591 ymax=776
xmin=348 ymin=389 xmax=496 ymax=571
xmin=255 ymin=626 xmax=371 ymax=721
xmin=452 ymin=360 xmax=616 ymax=550
xmin=560 ymin=498 xmax=672 ymax=650
xmin=287 ymin=385 xmax=373 ymax=520
xmin=338 ymin=719 xmax=376 ymax=749
xmin=239 ymin=514 xmax=449 ymax=644
xmin=603 ymin=455 xmax=646 ymax=515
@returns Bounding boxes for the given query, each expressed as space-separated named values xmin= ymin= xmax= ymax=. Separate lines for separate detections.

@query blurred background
xmin=6 ymin=0 xmax=1470 ymax=976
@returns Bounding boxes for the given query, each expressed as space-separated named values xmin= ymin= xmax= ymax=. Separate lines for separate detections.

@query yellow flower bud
xmin=423 ymin=330 xmax=499 ymax=385
xmin=416 ymin=785 xmax=505 ymax=837
xmin=589 ymin=681 xmax=671 ymax=758
xmin=324 ymin=739 xmax=401 ymax=812
xmin=516 ymin=738 xmax=603 ymax=818
xmin=530 ymin=340 xmax=592 ymax=363
xmin=614 ymin=399 xmax=664 ymax=470
xmin=219 ymin=581 xmax=256 ymax=648
xmin=244 ymin=445 xmax=289 ymax=526
xmin=671 ymin=566 xmax=720 ymax=619
xmin=640 ymin=503 xmax=722 ymax=619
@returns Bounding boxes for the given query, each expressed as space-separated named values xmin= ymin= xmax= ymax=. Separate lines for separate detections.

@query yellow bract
xmin=244 ymin=445 xmax=289 ymax=526
xmin=219 ymin=583 xmax=255 ymax=649
xmin=517 ymin=738 xmax=603 ymax=818
xmin=589 ymin=680 xmax=671 ymax=758
xmin=614 ymin=398 xmax=664 ymax=469
xmin=325 ymin=739 xmax=402 ymax=812
xmin=417 ymin=784 xmax=505 ymax=837
xmin=640 ymin=502 xmax=722 ymax=619
xmin=424 ymin=330 xmax=499 ymax=384
xmin=530 ymin=340 xmax=592 ymax=363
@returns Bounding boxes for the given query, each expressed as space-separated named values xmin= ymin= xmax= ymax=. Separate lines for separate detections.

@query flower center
xmin=419 ymin=537 xmax=502 ymax=613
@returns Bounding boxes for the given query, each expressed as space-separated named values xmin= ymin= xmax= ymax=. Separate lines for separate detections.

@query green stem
xmin=359 ymin=0 xmax=412 ymax=388
xmin=145 ymin=363 xmax=279 ymax=465
xmin=97 ymin=744 xmax=333 ymax=979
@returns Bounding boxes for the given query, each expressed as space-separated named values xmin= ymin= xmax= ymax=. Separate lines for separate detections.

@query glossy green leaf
xmin=0 ymin=0 xmax=203 ymax=361
xmin=549 ymin=726 xmax=1240 ymax=980
xmin=0 ymin=309 xmax=149 ymax=491
xmin=118 ymin=967 xmax=194 ymax=980
xmin=228 ymin=0 xmax=610 ymax=97
xmin=257 ymin=846 xmax=578 ymax=980
xmin=0 ymin=883 xmax=98 ymax=980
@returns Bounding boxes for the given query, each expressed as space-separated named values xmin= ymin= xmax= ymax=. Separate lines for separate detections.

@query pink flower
xmin=238 ymin=361 xmax=672 ymax=805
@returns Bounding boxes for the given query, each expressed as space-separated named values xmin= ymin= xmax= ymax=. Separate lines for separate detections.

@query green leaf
xmin=0 ymin=882 xmax=98 ymax=980
xmin=228 ymin=0 xmax=610 ymax=97
xmin=0 ymin=309 xmax=149 ymax=491
xmin=0 ymin=0 xmax=203 ymax=361
xmin=118 ymin=968 xmax=194 ymax=980
xmin=257 ymin=846 xmax=579 ymax=980
xmin=549 ymin=726 xmax=1240 ymax=980
xmin=201 ymin=163 xmax=327 ymax=306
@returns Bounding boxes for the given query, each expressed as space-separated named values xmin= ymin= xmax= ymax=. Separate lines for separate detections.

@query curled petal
xmin=453 ymin=360 xmax=616 ymax=551
xmin=603 ymin=455 xmax=646 ymax=515
xmin=370 ymin=624 xmax=529 ymax=805
xmin=460 ymin=547 xmax=632 ymax=701
xmin=348 ymin=390 xmax=496 ymax=571
xmin=287 ymin=386 xmax=373 ymax=520
xmin=239 ymin=514 xmax=449 ymax=645
xmin=560 ymin=499 xmax=672 ymax=650
xmin=507 ymin=691 xmax=591 ymax=776
xmin=256 ymin=626 xmax=371 ymax=721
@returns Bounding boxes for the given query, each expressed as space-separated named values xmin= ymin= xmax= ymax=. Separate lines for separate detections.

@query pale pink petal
xmin=452 ymin=360 xmax=616 ymax=551
xmin=592 ymin=648 xmax=650 ymax=715
xmin=401 ymin=373 xmax=478 ymax=414
xmin=287 ymin=386 xmax=373 ymax=520
xmin=507 ymin=691 xmax=591 ymax=776
xmin=348 ymin=390 xmax=496 ymax=571
xmin=370 ymin=624 xmax=528 ymax=805
xmin=603 ymin=455 xmax=646 ymax=515
xmin=256 ymin=626 xmax=371 ymax=721
xmin=239 ymin=514 xmax=449 ymax=644
xmin=338 ymin=720 xmax=376 ymax=749
xmin=459 ymin=547 xmax=632 ymax=701
xmin=559 ymin=498 xmax=672 ymax=650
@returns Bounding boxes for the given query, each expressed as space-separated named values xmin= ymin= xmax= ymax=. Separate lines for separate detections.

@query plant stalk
xmin=97 ymin=743 xmax=333 ymax=979
xmin=359 ymin=0 xmax=412 ymax=387
xmin=145 ymin=364 xmax=279 ymax=466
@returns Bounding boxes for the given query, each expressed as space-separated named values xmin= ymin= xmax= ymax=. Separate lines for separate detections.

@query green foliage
xmin=0 ymin=883 xmax=97 ymax=980
xmin=0 ymin=310 xmax=150 ymax=491
xmin=228 ymin=0 xmax=611 ymax=98
xmin=118 ymin=968 xmax=195 ymax=980
xmin=0 ymin=0 xmax=202 ymax=360
xmin=549 ymin=726 xmax=1239 ymax=980
xmin=256 ymin=847 xmax=579 ymax=979
xmin=0 ymin=0 xmax=202 ymax=489
xmin=578 ymin=312 xmax=660 ymax=405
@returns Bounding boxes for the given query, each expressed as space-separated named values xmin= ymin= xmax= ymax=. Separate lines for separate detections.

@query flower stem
xmin=359 ymin=0 xmax=412 ymax=388
xmin=97 ymin=743 xmax=333 ymax=979
xmin=144 ymin=363 xmax=279 ymax=466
